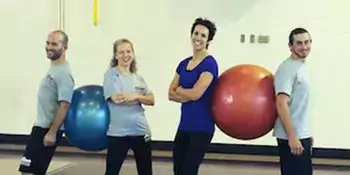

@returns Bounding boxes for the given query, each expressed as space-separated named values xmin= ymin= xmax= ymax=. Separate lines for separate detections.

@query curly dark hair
xmin=190 ymin=17 xmax=217 ymax=48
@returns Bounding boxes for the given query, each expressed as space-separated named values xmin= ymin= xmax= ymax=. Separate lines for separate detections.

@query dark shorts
xmin=18 ymin=126 xmax=64 ymax=175
xmin=277 ymin=137 xmax=313 ymax=175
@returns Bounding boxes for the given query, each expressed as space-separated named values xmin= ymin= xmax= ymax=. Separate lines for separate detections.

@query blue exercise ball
xmin=64 ymin=85 xmax=110 ymax=151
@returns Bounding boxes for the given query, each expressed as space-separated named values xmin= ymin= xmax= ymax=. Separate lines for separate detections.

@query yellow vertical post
xmin=93 ymin=0 xmax=98 ymax=26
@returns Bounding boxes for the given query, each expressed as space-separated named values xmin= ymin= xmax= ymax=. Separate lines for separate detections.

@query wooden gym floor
xmin=0 ymin=144 xmax=349 ymax=175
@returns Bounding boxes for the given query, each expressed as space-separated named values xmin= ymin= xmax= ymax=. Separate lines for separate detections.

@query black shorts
xmin=18 ymin=126 xmax=64 ymax=175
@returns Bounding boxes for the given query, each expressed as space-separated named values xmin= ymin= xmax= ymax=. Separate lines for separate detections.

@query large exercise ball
xmin=211 ymin=64 xmax=277 ymax=140
xmin=64 ymin=85 xmax=110 ymax=151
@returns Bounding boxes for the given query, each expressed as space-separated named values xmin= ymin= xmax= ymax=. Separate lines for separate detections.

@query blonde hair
xmin=109 ymin=38 xmax=137 ymax=73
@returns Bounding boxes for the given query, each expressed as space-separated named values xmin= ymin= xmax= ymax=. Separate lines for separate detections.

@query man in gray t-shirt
xmin=273 ymin=28 xmax=313 ymax=175
xmin=19 ymin=30 xmax=75 ymax=175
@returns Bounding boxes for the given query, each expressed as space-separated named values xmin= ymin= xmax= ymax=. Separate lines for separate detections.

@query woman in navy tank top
xmin=168 ymin=17 xmax=219 ymax=175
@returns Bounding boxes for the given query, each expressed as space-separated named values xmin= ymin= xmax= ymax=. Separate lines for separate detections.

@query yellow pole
xmin=93 ymin=0 xmax=98 ymax=26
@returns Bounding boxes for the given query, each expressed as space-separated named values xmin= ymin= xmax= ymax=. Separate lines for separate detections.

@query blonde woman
xmin=103 ymin=39 xmax=155 ymax=175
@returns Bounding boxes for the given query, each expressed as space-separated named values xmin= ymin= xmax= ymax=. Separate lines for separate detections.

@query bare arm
xmin=176 ymin=72 xmax=213 ymax=101
xmin=110 ymin=92 xmax=154 ymax=106
xmin=275 ymin=93 xmax=296 ymax=139
xmin=110 ymin=94 xmax=126 ymax=104
xmin=49 ymin=72 xmax=74 ymax=135
xmin=168 ymin=73 xmax=190 ymax=103
xmin=109 ymin=93 xmax=137 ymax=105
xmin=136 ymin=92 xmax=155 ymax=106
xmin=48 ymin=101 xmax=70 ymax=134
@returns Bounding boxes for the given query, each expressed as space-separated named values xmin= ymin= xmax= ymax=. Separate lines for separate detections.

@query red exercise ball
xmin=211 ymin=64 xmax=277 ymax=140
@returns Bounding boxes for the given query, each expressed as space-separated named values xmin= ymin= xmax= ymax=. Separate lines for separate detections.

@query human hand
xmin=112 ymin=94 xmax=126 ymax=103
xmin=122 ymin=93 xmax=139 ymax=103
xmin=289 ymin=137 xmax=304 ymax=156
xmin=175 ymin=86 xmax=183 ymax=94
xmin=43 ymin=131 xmax=56 ymax=147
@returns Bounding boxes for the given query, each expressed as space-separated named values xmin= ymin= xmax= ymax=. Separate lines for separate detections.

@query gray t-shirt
xmin=273 ymin=57 xmax=311 ymax=140
xmin=103 ymin=68 xmax=151 ymax=137
xmin=34 ymin=62 xmax=75 ymax=129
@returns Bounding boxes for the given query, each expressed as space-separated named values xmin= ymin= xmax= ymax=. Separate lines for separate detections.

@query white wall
xmin=1 ymin=0 xmax=349 ymax=149
xmin=0 ymin=0 xmax=60 ymax=134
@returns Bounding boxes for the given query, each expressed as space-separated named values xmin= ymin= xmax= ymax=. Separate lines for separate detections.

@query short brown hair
xmin=51 ymin=30 xmax=69 ymax=46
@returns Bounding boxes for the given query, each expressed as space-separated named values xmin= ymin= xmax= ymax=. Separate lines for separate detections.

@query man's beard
xmin=293 ymin=50 xmax=308 ymax=59
xmin=47 ymin=48 xmax=63 ymax=60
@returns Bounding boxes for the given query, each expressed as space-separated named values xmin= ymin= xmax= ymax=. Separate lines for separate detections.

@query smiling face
xmin=45 ymin=32 xmax=67 ymax=61
xmin=115 ymin=42 xmax=134 ymax=67
xmin=289 ymin=32 xmax=312 ymax=59
xmin=191 ymin=24 xmax=210 ymax=52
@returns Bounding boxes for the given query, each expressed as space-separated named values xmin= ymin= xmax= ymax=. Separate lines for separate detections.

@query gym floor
xmin=1 ymin=145 xmax=349 ymax=175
